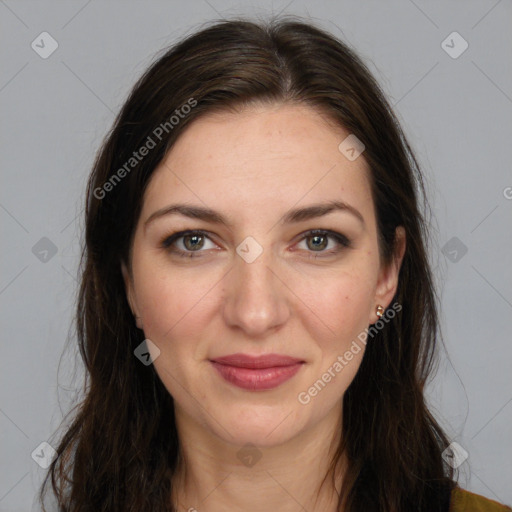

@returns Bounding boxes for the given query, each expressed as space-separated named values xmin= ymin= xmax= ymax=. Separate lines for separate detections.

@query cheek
xmin=293 ymin=267 xmax=375 ymax=343
xmin=134 ymin=261 xmax=217 ymax=342
xmin=292 ymin=273 xmax=374 ymax=409
xmin=134 ymin=270 xmax=212 ymax=389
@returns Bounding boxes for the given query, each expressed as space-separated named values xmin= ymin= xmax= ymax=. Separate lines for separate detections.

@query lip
xmin=211 ymin=353 xmax=304 ymax=368
xmin=210 ymin=353 xmax=305 ymax=391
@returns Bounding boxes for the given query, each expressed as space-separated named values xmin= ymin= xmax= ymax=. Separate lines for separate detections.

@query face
xmin=122 ymin=102 xmax=405 ymax=448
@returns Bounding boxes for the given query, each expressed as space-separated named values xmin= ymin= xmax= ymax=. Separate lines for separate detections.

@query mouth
xmin=209 ymin=353 xmax=305 ymax=391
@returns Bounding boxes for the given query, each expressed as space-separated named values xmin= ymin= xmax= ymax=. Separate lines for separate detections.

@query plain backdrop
xmin=1 ymin=1 xmax=511 ymax=510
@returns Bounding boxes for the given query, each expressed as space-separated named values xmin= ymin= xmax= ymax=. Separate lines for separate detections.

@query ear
xmin=371 ymin=226 xmax=406 ymax=323
xmin=121 ymin=261 xmax=143 ymax=329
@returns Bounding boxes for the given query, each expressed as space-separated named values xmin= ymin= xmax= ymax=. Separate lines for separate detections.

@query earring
xmin=376 ymin=305 xmax=384 ymax=318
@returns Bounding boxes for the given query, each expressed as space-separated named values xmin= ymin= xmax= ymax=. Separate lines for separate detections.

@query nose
xmin=222 ymin=244 xmax=290 ymax=337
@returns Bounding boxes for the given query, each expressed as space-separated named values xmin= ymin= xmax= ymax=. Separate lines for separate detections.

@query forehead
xmin=142 ymin=103 xmax=374 ymax=224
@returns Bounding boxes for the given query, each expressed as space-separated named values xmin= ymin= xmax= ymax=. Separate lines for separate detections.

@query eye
xmin=161 ymin=230 xmax=218 ymax=258
xmin=160 ymin=229 xmax=351 ymax=259
xmin=295 ymin=229 xmax=351 ymax=258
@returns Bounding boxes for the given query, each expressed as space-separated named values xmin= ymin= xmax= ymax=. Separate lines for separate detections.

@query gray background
xmin=1 ymin=1 xmax=511 ymax=510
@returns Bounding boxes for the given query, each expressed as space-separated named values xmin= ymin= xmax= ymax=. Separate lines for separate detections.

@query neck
xmin=170 ymin=404 xmax=345 ymax=512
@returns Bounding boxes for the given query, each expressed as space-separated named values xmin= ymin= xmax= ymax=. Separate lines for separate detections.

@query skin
xmin=122 ymin=102 xmax=406 ymax=512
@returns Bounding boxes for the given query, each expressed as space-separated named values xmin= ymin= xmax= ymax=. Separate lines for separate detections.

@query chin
xmin=214 ymin=404 xmax=305 ymax=448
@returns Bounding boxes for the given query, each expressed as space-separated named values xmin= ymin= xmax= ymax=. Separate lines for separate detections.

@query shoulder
xmin=450 ymin=486 xmax=512 ymax=512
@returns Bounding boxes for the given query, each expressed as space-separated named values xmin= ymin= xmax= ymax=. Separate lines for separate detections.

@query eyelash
xmin=160 ymin=229 xmax=351 ymax=259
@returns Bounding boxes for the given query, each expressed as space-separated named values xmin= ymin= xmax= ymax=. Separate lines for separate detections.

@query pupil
xmin=309 ymin=235 xmax=327 ymax=251
xmin=185 ymin=234 xmax=203 ymax=251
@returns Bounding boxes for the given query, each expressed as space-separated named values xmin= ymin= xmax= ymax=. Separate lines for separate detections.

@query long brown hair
xmin=39 ymin=15 xmax=457 ymax=511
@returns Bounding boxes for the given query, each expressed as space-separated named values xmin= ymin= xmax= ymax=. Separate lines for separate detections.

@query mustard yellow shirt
xmin=450 ymin=487 xmax=512 ymax=511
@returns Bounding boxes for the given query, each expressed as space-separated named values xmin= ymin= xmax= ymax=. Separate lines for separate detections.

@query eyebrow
xmin=144 ymin=200 xmax=365 ymax=231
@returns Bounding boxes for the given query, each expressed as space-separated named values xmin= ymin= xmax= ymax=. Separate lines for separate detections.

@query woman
xmin=39 ymin=16 xmax=511 ymax=512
